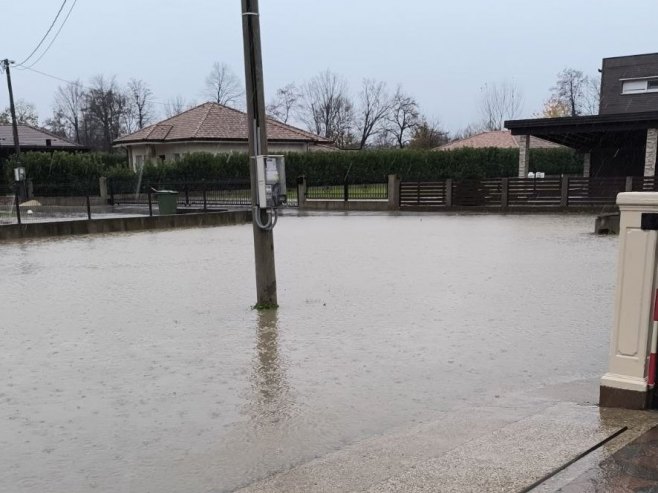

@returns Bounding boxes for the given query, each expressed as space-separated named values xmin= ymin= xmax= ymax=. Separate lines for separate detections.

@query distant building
xmin=435 ymin=130 xmax=564 ymax=151
xmin=113 ymin=102 xmax=334 ymax=170
xmin=506 ymin=52 xmax=658 ymax=178
xmin=0 ymin=124 xmax=85 ymax=162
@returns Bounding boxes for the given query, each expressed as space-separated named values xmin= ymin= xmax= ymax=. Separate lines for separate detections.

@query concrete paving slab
xmin=236 ymin=399 xmax=551 ymax=493
xmin=366 ymin=403 xmax=622 ymax=493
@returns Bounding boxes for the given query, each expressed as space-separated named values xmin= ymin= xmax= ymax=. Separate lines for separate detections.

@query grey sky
xmin=2 ymin=0 xmax=658 ymax=133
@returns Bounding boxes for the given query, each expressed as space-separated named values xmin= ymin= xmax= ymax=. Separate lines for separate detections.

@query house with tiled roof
xmin=0 ymin=124 xmax=85 ymax=161
xmin=434 ymin=130 xmax=564 ymax=151
xmin=113 ymin=102 xmax=334 ymax=170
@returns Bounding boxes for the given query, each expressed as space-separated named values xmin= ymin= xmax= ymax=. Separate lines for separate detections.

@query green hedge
xmin=4 ymin=148 xmax=583 ymax=191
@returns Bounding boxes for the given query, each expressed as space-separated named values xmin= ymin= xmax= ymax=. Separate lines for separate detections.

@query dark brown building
xmin=600 ymin=53 xmax=658 ymax=115
xmin=506 ymin=53 xmax=658 ymax=178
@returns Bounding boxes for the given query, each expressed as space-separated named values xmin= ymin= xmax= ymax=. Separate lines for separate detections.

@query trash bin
xmin=155 ymin=190 xmax=178 ymax=215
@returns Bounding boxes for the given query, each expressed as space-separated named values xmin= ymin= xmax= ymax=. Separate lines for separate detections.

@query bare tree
xmin=549 ymin=68 xmax=599 ymax=117
xmin=84 ymin=75 xmax=128 ymax=151
xmin=126 ymin=78 xmax=154 ymax=131
xmin=50 ymin=80 xmax=84 ymax=142
xmin=267 ymin=83 xmax=300 ymax=124
xmin=452 ymin=122 xmax=487 ymax=141
xmin=355 ymin=79 xmax=391 ymax=149
xmin=385 ymin=86 xmax=420 ymax=148
xmin=299 ymin=70 xmax=355 ymax=147
xmin=205 ymin=62 xmax=243 ymax=107
xmin=479 ymin=81 xmax=523 ymax=130
xmin=164 ymin=96 xmax=194 ymax=118
xmin=0 ymin=99 xmax=39 ymax=126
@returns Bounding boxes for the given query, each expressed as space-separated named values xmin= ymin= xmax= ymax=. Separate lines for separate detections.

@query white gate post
xmin=600 ymin=192 xmax=658 ymax=409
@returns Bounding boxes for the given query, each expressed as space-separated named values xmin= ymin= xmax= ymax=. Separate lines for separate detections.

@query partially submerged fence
xmin=399 ymin=176 xmax=640 ymax=209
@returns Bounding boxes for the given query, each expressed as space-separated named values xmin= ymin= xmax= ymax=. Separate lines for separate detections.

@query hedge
xmin=3 ymin=148 xmax=583 ymax=192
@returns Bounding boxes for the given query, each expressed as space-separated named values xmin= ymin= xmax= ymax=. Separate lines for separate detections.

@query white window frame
xmin=621 ymin=77 xmax=658 ymax=95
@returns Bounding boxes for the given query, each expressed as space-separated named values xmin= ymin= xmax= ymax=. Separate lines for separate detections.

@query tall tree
xmin=479 ymin=81 xmax=523 ymax=130
xmin=84 ymin=75 xmax=128 ymax=151
xmin=0 ymin=99 xmax=39 ymax=126
xmin=49 ymin=80 xmax=84 ymax=142
xmin=300 ymin=70 xmax=355 ymax=147
xmin=355 ymin=79 xmax=391 ymax=149
xmin=549 ymin=68 xmax=599 ymax=117
xmin=126 ymin=78 xmax=154 ymax=131
xmin=266 ymin=83 xmax=300 ymax=124
xmin=385 ymin=86 xmax=420 ymax=148
xmin=204 ymin=62 xmax=243 ymax=107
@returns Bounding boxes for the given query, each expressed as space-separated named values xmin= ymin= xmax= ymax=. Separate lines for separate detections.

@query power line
xmin=22 ymin=0 xmax=79 ymax=69
xmin=16 ymin=0 xmax=68 ymax=66
xmin=16 ymin=65 xmax=169 ymax=106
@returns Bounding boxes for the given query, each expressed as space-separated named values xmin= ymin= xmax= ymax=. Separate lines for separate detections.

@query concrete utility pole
xmin=241 ymin=0 xmax=278 ymax=306
xmin=2 ymin=59 xmax=21 ymax=158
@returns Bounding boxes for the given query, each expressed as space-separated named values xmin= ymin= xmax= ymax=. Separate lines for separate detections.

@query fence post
xmin=501 ymin=178 xmax=509 ymax=210
xmin=109 ymin=179 xmax=115 ymax=206
xmin=344 ymin=180 xmax=349 ymax=202
xmin=560 ymin=176 xmax=570 ymax=208
xmin=99 ymin=176 xmax=108 ymax=202
xmin=203 ymin=182 xmax=208 ymax=212
xmin=445 ymin=179 xmax=453 ymax=207
xmin=297 ymin=176 xmax=307 ymax=208
xmin=387 ymin=174 xmax=400 ymax=210
xmin=625 ymin=176 xmax=634 ymax=192
xmin=86 ymin=195 xmax=92 ymax=220
xmin=14 ymin=190 xmax=21 ymax=225
xmin=148 ymin=189 xmax=153 ymax=217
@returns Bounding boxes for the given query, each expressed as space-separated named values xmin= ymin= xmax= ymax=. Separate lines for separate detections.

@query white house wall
xmin=125 ymin=141 xmax=310 ymax=170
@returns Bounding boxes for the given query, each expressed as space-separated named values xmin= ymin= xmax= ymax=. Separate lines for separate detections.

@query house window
xmin=173 ymin=153 xmax=181 ymax=161
xmin=622 ymin=79 xmax=658 ymax=94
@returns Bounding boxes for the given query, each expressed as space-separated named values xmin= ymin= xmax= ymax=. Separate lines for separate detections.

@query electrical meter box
xmin=256 ymin=155 xmax=286 ymax=208
xmin=14 ymin=166 xmax=26 ymax=182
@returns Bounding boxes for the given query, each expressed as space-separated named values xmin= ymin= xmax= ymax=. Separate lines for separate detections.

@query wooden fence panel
xmin=508 ymin=178 xmax=562 ymax=207
xmin=400 ymin=181 xmax=446 ymax=207
xmin=568 ymin=177 xmax=626 ymax=207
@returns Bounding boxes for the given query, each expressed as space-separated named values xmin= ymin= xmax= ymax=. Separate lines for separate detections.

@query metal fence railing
xmin=306 ymin=181 xmax=388 ymax=201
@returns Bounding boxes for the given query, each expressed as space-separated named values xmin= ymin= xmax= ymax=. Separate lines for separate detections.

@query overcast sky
xmin=2 ymin=0 xmax=658 ymax=133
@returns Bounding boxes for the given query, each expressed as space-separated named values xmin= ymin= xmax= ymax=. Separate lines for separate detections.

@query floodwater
xmin=0 ymin=213 xmax=617 ymax=492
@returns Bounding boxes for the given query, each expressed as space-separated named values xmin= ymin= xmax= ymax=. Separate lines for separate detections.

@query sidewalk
xmin=236 ymin=379 xmax=658 ymax=492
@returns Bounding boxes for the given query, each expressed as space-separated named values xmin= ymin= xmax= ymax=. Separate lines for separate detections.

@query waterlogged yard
xmin=0 ymin=213 xmax=617 ymax=492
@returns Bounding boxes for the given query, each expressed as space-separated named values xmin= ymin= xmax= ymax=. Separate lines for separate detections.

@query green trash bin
xmin=155 ymin=190 xmax=178 ymax=215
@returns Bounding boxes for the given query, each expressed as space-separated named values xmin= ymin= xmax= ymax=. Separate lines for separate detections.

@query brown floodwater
xmin=0 ymin=213 xmax=617 ymax=492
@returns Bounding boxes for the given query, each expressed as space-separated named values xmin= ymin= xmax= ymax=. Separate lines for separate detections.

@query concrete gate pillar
xmin=644 ymin=128 xmax=658 ymax=177
xmin=600 ymin=192 xmax=658 ymax=409
xmin=518 ymin=135 xmax=530 ymax=178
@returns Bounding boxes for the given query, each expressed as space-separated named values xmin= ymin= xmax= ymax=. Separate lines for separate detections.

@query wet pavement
xmin=0 ymin=213 xmax=639 ymax=492
xmin=547 ymin=425 xmax=658 ymax=492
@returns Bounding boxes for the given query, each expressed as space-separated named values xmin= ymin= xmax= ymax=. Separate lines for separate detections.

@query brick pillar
xmin=644 ymin=129 xmax=658 ymax=177
xmin=583 ymin=152 xmax=591 ymax=178
xmin=518 ymin=135 xmax=530 ymax=178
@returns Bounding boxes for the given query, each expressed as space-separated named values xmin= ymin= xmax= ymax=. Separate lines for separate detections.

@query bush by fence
xmin=4 ymin=148 xmax=583 ymax=192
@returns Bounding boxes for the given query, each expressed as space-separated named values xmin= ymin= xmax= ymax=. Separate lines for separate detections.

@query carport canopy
xmin=505 ymin=112 xmax=658 ymax=177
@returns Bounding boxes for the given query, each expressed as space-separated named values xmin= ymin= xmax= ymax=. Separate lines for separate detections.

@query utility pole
xmin=2 ymin=59 xmax=21 ymax=158
xmin=241 ymin=0 xmax=278 ymax=306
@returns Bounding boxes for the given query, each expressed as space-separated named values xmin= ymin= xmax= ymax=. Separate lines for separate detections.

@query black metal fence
xmin=306 ymin=180 xmax=388 ymax=201
xmin=109 ymin=179 xmax=299 ymax=208
xmin=0 ymin=183 xmax=98 ymax=225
